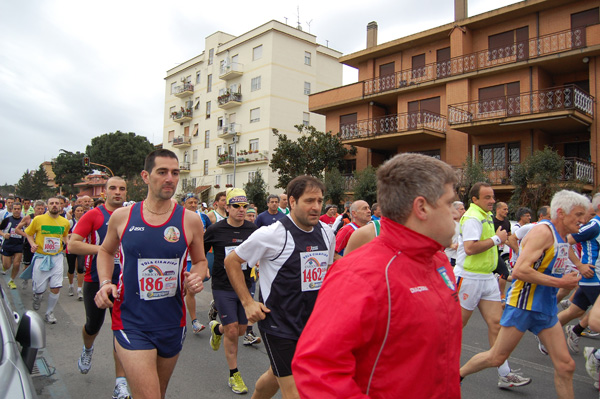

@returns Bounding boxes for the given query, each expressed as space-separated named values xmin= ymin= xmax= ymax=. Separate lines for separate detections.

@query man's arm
xmin=207 ymin=211 xmax=217 ymax=224
xmin=94 ymin=209 xmax=126 ymax=309
xmin=15 ymin=215 xmax=31 ymax=237
xmin=506 ymin=233 xmax=519 ymax=254
xmin=225 ymin=250 xmax=270 ymax=323
xmin=512 ymin=226 xmax=580 ymax=289
xmin=68 ymin=234 xmax=100 ymax=255
xmin=463 ymin=225 xmax=507 ymax=256
xmin=568 ymin=246 xmax=594 ymax=279
xmin=184 ymin=211 xmax=209 ymax=294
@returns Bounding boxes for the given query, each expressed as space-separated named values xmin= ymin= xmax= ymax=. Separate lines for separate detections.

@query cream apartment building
xmin=162 ymin=20 xmax=342 ymax=203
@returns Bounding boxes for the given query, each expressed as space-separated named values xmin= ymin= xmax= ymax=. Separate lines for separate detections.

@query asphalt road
xmin=3 ymin=266 xmax=600 ymax=398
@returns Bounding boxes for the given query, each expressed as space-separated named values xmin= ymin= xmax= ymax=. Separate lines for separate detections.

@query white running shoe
xmin=68 ymin=286 xmax=74 ymax=296
xmin=498 ymin=370 xmax=531 ymax=388
xmin=534 ymin=335 xmax=548 ymax=356
xmin=78 ymin=345 xmax=94 ymax=374
xmin=192 ymin=319 xmax=205 ymax=334
xmin=584 ymin=347 xmax=600 ymax=380
xmin=44 ymin=312 xmax=57 ymax=324
xmin=112 ymin=381 xmax=131 ymax=399
xmin=565 ymin=325 xmax=580 ymax=354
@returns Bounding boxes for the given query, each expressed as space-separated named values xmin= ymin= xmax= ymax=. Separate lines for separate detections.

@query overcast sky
xmin=0 ymin=0 xmax=522 ymax=186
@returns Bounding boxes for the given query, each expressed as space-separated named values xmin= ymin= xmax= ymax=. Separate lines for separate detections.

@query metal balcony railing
xmin=172 ymin=136 xmax=192 ymax=146
xmin=218 ymin=92 xmax=242 ymax=106
xmin=363 ymin=27 xmax=588 ymax=96
xmin=447 ymin=85 xmax=594 ymax=125
xmin=173 ymin=83 xmax=194 ymax=95
xmin=339 ymin=111 xmax=447 ymax=141
xmin=562 ymin=157 xmax=594 ymax=184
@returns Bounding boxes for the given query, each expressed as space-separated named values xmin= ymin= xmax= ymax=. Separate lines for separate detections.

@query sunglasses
xmin=230 ymin=204 xmax=248 ymax=209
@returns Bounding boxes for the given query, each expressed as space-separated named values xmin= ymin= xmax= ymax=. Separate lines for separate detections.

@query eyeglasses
xmin=230 ymin=204 xmax=248 ymax=209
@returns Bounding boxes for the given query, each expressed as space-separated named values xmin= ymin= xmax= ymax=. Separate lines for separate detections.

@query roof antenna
xmin=296 ymin=6 xmax=302 ymax=31
xmin=306 ymin=19 xmax=312 ymax=33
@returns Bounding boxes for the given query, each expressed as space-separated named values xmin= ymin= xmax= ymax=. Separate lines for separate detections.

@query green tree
xmin=52 ymin=149 xmax=90 ymax=197
xmin=86 ymin=131 xmax=155 ymax=178
xmin=456 ymin=156 xmax=489 ymax=205
xmin=16 ymin=166 xmax=53 ymax=200
xmin=509 ymin=147 xmax=574 ymax=215
xmin=352 ymin=166 xmax=378 ymax=206
xmin=15 ymin=170 xmax=34 ymax=199
xmin=126 ymin=174 xmax=148 ymax=202
xmin=0 ymin=184 xmax=16 ymax=198
xmin=323 ymin=168 xmax=346 ymax=210
xmin=269 ymin=125 xmax=356 ymax=189
xmin=244 ymin=170 xmax=268 ymax=213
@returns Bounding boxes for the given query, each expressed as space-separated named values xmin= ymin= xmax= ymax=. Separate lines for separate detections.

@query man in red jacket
xmin=292 ymin=153 xmax=462 ymax=398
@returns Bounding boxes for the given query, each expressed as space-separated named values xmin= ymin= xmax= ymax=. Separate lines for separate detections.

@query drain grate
xmin=31 ymin=357 xmax=54 ymax=377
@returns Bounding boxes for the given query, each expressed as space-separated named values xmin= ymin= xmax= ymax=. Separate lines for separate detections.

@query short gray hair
xmin=377 ymin=153 xmax=457 ymax=224
xmin=550 ymin=190 xmax=591 ymax=219
xmin=267 ymin=194 xmax=280 ymax=203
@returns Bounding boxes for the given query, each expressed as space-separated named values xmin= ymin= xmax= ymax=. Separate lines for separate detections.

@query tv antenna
xmin=306 ymin=19 xmax=312 ymax=33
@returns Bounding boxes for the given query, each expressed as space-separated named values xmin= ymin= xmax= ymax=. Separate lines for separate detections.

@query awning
xmin=195 ymin=185 xmax=211 ymax=195
xmin=192 ymin=124 xmax=199 ymax=136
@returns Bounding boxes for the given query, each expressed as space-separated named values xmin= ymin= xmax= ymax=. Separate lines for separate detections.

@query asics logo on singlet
xmin=129 ymin=226 xmax=145 ymax=232
xmin=409 ymin=286 xmax=429 ymax=293
xmin=306 ymin=246 xmax=318 ymax=251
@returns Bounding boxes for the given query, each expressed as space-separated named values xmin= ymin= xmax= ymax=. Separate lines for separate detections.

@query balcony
xmin=363 ymin=27 xmax=589 ymax=97
xmin=173 ymin=83 xmax=194 ymax=98
xmin=217 ymin=151 xmax=269 ymax=168
xmin=172 ymin=136 xmax=191 ymax=148
xmin=217 ymin=123 xmax=241 ymax=139
xmin=218 ymin=91 xmax=242 ymax=109
xmin=447 ymin=85 xmax=594 ymax=135
xmin=172 ymin=109 xmax=193 ymax=123
xmin=219 ymin=62 xmax=243 ymax=80
xmin=179 ymin=162 xmax=191 ymax=173
xmin=340 ymin=111 xmax=447 ymax=150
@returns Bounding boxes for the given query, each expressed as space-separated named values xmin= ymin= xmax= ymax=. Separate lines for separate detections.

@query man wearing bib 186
xmin=94 ymin=149 xmax=209 ymax=399
xmin=225 ymin=175 xmax=336 ymax=399
xmin=460 ymin=190 xmax=589 ymax=399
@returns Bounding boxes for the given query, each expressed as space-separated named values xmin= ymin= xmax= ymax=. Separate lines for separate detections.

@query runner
xmin=66 ymin=205 xmax=86 ymax=300
xmin=334 ymin=200 xmax=371 ymax=256
xmin=0 ymin=202 xmax=24 ymax=289
xmin=68 ymin=176 xmax=131 ymax=399
xmin=293 ymin=153 xmax=462 ymax=398
xmin=205 ymin=188 xmax=258 ymax=394
xmin=94 ymin=149 xmax=208 ymax=399
xmin=255 ymin=194 xmax=285 ymax=228
xmin=225 ymin=175 xmax=336 ymax=399
xmin=278 ymin=193 xmax=289 ymax=216
xmin=460 ymin=190 xmax=589 ymax=399
xmin=15 ymin=200 xmax=46 ymax=287
xmin=24 ymin=197 xmax=70 ymax=324
xmin=208 ymin=191 xmax=227 ymax=224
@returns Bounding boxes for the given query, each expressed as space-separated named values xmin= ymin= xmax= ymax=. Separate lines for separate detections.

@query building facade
xmin=310 ymin=0 xmax=599 ymax=197
xmin=162 ymin=20 xmax=342 ymax=203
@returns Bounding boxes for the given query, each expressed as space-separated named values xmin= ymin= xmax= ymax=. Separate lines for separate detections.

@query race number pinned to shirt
xmin=137 ymin=258 xmax=180 ymax=301
xmin=225 ymin=246 xmax=247 ymax=270
xmin=551 ymin=242 xmax=570 ymax=275
xmin=300 ymin=250 xmax=329 ymax=292
xmin=43 ymin=237 xmax=61 ymax=254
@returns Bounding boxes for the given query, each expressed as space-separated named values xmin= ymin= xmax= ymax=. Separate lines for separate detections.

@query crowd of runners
xmin=2 ymin=149 xmax=600 ymax=399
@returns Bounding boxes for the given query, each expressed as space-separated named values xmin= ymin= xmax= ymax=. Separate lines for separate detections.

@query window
xmin=304 ymin=82 xmax=311 ymax=95
xmin=249 ymin=139 xmax=259 ymax=152
xmin=478 ymin=82 xmax=520 ymax=116
xmin=217 ymin=117 xmax=224 ymax=130
xmin=191 ymin=177 xmax=197 ymax=187
xmin=192 ymin=149 xmax=198 ymax=164
xmin=168 ymin=130 xmax=175 ymax=142
xmin=170 ymin=82 xmax=176 ymax=94
xmin=436 ymin=47 xmax=451 ymax=78
xmin=479 ymin=142 xmax=520 ymax=184
xmin=185 ymin=75 xmax=192 ymax=84
xmin=217 ymin=145 xmax=223 ymax=156
xmin=248 ymin=171 xmax=256 ymax=181
xmin=196 ymin=71 xmax=201 ymax=84
xmin=194 ymin=97 xmax=200 ymax=109
xmin=184 ymin=126 xmax=190 ymax=136
xmin=204 ymin=130 xmax=210 ymax=148
xmin=303 ymin=112 xmax=310 ymax=126
xmin=220 ymin=59 xmax=225 ymax=72
xmin=379 ymin=62 xmax=394 ymax=77
xmin=192 ymin=123 xmax=199 ymax=136
xmin=250 ymin=108 xmax=260 ymax=123
xmin=251 ymin=76 xmax=261 ymax=91
xmin=206 ymin=101 xmax=211 ymax=118
xmin=412 ymin=54 xmax=425 ymax=79
xmin=488 ymin=27 xmax=528 ymax=60
xmin=169 ymin=106 xmax=176 ymax=116
xmin=304 ymin=51 xmax=311 ymax=65
xmin=253 ymin=45 xmax=263 ymax=61
xmin=407 ymin=97 xmax=441 ymax=130
xmin=228 ymin=144 xmax=235 ymax=155
xmin=339 ymin=113 xmax=358 ymax=138
xmin=207 ymin=74 xmax=212 ymax=92
xmin=204 ymin=160 xmax=209 ymax=176
xmin=227 ymin=174 xmax=234 ymax=185
xmin=415 ymin=150 xmax=441 ymax=160
xmin=215 ymin=175 xmax=221 ymax=186
xmin=208 ymin=48 xmax=214 ymax=65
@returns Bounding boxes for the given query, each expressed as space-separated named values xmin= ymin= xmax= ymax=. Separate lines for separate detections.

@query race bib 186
xmin=137 ymin=258 xmax=180 ymax=301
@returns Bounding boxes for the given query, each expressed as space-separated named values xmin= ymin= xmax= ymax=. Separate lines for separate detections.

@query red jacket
xmin=293 ymin=217 xmax=462 ymax=399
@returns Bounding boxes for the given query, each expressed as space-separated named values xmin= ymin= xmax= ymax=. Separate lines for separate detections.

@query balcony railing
xmin=218 ymin=123 xmax=242 ymax=138
xmin=447 ymin=85 xmax=594 ymax=125
xmin=340 ymin=111 xmax=447 ymax=141
xmin=219 ymin=62 xmax=244 ymax=79
xmin=363 ymin=27 xmax=587 ymax=96
xmin=180 ymin=162 xmax=191 ymax=171
xmin=563 ymin=157 xmax=594 ymax=184
xmin=173 ymin=110 xmax=193 ymax=123
xmin=172 ymin=136 xmax=192 ymax=147
xmin=343 ymin=174 xmax=356 ymax=191
xmin=218 ymin=92 xmax=242 ymax=108
xmin=173 ymin=83 xmax=194 ymax=98
xmin=217 ymin=151 xmax=269 ymax=166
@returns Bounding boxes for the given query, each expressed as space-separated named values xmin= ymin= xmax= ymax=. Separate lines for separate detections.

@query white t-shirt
xmin=455 ymin=217 xmax=494 ymax=280
xmin=445 ymin=221 xmax=460 ymax=261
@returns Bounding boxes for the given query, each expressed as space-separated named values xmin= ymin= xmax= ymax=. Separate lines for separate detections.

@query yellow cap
xmin=226 ymin=188 xmax=248 ymax=205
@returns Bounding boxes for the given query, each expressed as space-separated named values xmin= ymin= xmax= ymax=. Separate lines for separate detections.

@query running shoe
xmin=209 ymin=320 xmax=222 ymax=351
xmin=7 ymin=280 xmax=17 ymax=290
xmin=534 ymin=334 xmax=548 ymax=356
xmin=32 ymin=294 xmax=42 ymax=310
xmin=584 ymin=347 xmax=600 ymax=380
xmin=243 ymin=331 xmax=261 ymax=346
xmin=78 ymin=345 xmax=94 ymax=374
xmin=208 ymin=300 xmax=218 ymax=321
xmin=228 ymin=371 xmax=248 ymax=394
xmin=582 ymin=328 xmax=600 ymax=338
xmin=565 ymin=325 xmax=580 ymax=354
xmin=0 ymin=267 xmax=5 ymax=275
xmin=112 ymin=381 xmax=131 ymax=399
xmin=78 ymin=290 xmax=83 ymax=301
xmin=192 ymin=319 xmax=205 ymax=334
xmin=44 ymin=312 xmax=57 ymax=324
xmin=559 ymin=299 xmax=571 ymax=310
xmin=68 ymin=286 xmax=74 ymax=296
xmin=498 ymin=370 xmax=531 ymax=388
xmin=22 ymin=279 xmax=28 ymax=289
